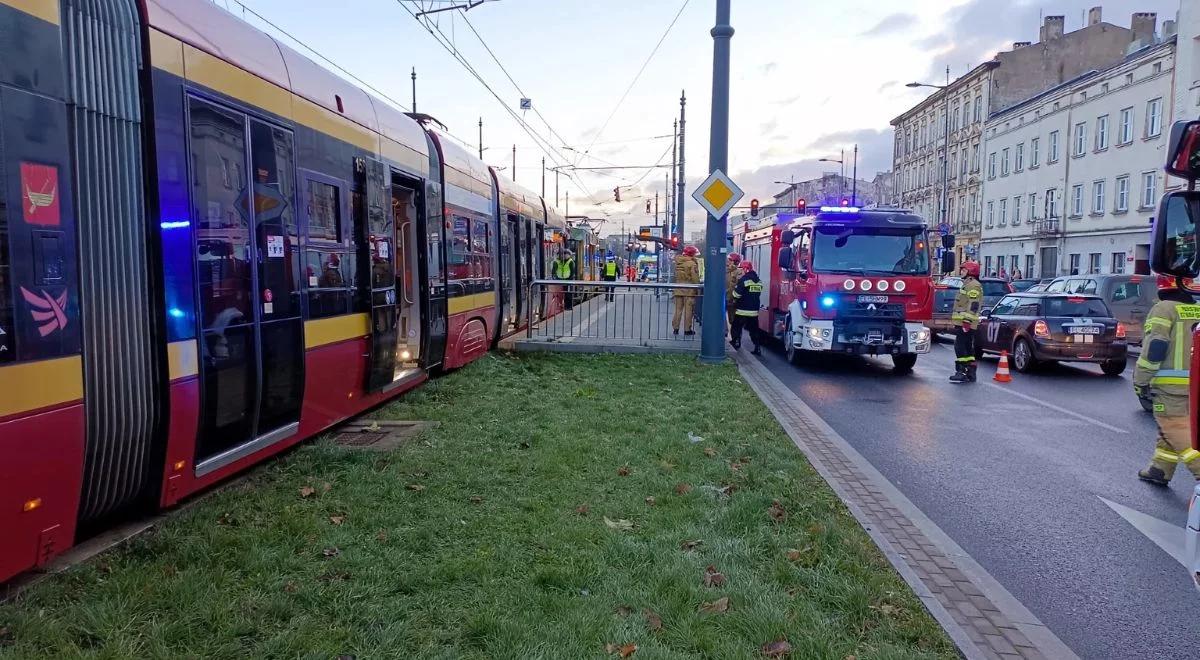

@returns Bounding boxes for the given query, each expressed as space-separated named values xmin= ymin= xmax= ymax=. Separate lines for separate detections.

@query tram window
xmin=0 ymin=199 xmax=11 ymax=363
xmin=249 ymin=120 xmax=299 ymax=318
xmin=450 ymin=216 xmax=469 ymax=263
xmin=473 ymin=219 xmax=490 ymax=279
xmin=304 ymin=249 xmax=350 ymax=318
xmin=306 ymin=179 xmax=340 ymax=241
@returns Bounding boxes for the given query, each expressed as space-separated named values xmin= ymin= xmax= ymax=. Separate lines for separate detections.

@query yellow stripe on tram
xmin=0 ymin=355 xmax=82 ymax=418
xmin=167 ymin=340 xmax=199 ymax=380
xmin=2 ymin=0 xmax=59 ymax=25
xmin=448 ymin=292 xmax=495 ymax=315
xmin=305 ymin=314 xmax=370 ymax=349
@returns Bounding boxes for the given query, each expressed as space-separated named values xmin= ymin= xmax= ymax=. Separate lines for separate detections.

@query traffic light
xmin=840 ymin=197 xmax=850 ymax=207
xmin=613 ymin=187 xmax=621 ymax=202
xmin=796 ymin=198 xmax=806 ymax=215
xmin=670 ymin=235 xmax=680 ymax=249
xmin=646 ymin=200 xmax=652 ymax=214
xmin=750 ymin=198 xmax=759 ymax=217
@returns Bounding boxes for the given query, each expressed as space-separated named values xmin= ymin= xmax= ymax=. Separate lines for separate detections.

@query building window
xmin=960 ymin=151 xmax=968 ymax=177
xmin=1088 ymin=253 xmax=1102 ymax=274
xmin=988 ymin=152 xmax=996 ymax=179
xmin=1101 ymin=82 xmax=1110 ymax=94
xmin=999 ymin=198 xmax=1008 ymax=226
xmin=1141 ymin=171 xmax=1157 ymax=208
xmin=963 ymin=101 xmax=971 ymax=126
xmin=1025 ymin=254 xmax=1035 ymax=276
xmin=1046 ymin=189 xmax=1058 ymax=218
xmin=1125 ymin=72 xmax=1134 ymax=85
xmin=1092 ymin=180 xmax=1105 ymax=215
xmin=1153 ymin=62 xmax=1162 ymax=75
xmin=306 ymin=179 xmax=341 ymax=241
xmin=986 ymin=200 xmax=994 ymax=228
xmin=1015 ymin=143 xmax=1025 ymax=171
xmin=1001 ymin=148 xmax=1010 ymax=176
xmin=1116 ymin=175 xmax=1130 ymax=211
xmin=950 ymin=152 xmax=958 ymax=181
xmin=1069 ymin=253 xmax=1081 ymax=275
xmin=1028 ymin=193 xmax=1038 ymax=220
xmin=1013 ymin=196 xmax=1022 ymax=225
xmin=969 ymin=192 xmax=978 ymax=224
xmin=1073 ymin=122 xmax=1087 ymax=157
xmin=951 ymin=105 xmax=959 ymax=131
xmin=1119 ymin=107 xmax=1134 ymax=144
xmin=1095 ymin=115 xmax=1109 ymax=150
xmin=1111 ymin=252 xmax=1126 ymax=274
xmin=984 ymin=256 xmax=993 ymax=275
xmin=1048 ymin=130 xmax=1060 ymax=162
xmin=972 ymin=144 xmax=980 ymax=172
xmin=1030 ymin=137 xmax=1040 ymax=167
xmin=974 ymin=94 xmax=982 ymax=122
xmin=1147 ymin=98 xmax=1163 ymax=137
xmin=1071 ymin=184 xmax=1084 ymax=216
xmin=958 ymin=195 xmax=966 ymax=225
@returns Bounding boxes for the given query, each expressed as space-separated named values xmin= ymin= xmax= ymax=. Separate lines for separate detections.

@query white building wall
xmin=980 ymin=40 xmax=1173 ymax=278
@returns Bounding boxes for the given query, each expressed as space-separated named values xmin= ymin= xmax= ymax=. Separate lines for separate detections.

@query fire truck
xmin=740 ymin=206 xmax=934 ymax=372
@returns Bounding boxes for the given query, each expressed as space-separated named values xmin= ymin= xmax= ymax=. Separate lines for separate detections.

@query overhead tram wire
xmin=393 ymin=0 xmax=603 ymax=208
xmin=576 ymin=0 xmax=691 ymax=164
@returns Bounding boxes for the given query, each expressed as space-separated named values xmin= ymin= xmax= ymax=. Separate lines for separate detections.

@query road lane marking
xmin=1099 ymin=496 xmax=1189 ymax=568
xmin=982 ymin=382 xmax=1129 ymax=434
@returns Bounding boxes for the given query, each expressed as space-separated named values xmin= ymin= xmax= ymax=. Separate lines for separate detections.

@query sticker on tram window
xmin=266 ymin=235 xmax=284 ymax=258
xmin=378 ymin=240 xmax=390 ymax=259
xmin=20 ymin=162 xmax=60 ymax=226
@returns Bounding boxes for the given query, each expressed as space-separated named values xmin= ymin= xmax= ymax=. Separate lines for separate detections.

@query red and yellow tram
xmin=0 ymin=0 xmax=567 ymax=583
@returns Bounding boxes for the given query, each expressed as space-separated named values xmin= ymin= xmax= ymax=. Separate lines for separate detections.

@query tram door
xmin=534 ymin=222 xmax=546 ymax=319
xmin=355 ymin=157 xmax=398 ymax=393
xmin=189 ymin=99 xmax=305 ymax=472
xmin=515 ymin=215 xmax=529 ymax=324
xmin=500 ymin=214 xmax=519 ymax=331
xmin=392 ymin=175 xmax=421 ymax=370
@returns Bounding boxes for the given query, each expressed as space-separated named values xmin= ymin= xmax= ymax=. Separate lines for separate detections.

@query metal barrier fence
xmin=527 ymin=279 xmax=706 ymax=347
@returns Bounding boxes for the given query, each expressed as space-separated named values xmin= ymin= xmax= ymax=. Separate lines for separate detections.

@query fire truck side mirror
xmin=778 ymin=245 xmax=795 ymax=272
xmin=780 ymin=229 xmax=796 ymax=245
xmin=1151 ymin=190 xmax=1200 ymax=278
xmin=941 ymin=251 xmax=956 ymax=275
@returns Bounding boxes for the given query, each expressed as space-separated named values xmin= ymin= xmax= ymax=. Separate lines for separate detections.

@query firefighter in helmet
xmin=730 ymin=260 xmax=764 ymax=355
xmin=672 ymin=245 xmax=701 ymax=335
xmin=1135 ymin=275 xmax=1200 ymax=485
xmin=950 ymin=260 xmax=984 ymax=383
xmin=725 ymin=252 xmax=743 ymax=336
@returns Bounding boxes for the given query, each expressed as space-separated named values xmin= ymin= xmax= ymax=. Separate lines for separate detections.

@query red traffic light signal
xmin=796 ymin=198 xmax=806 ymax=214
xmin=840 ymin=197 xmax=850 ymax=207
xmin=750 ymin=198 xmax=760 ymax=217
xmin=670 ymin=235 xmax=680 ymax=249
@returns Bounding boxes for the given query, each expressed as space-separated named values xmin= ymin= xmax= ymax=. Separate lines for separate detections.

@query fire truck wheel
xmin=784 ymin=319 xmax=803 ymax=366
xmin=891 ymin=353 xmax=917 ymax=373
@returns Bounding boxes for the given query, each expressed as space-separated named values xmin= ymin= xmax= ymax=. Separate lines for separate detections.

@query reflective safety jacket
xmin=732 ymin=271 xmax=763 ymax=317
xmin=674 ymin=254 xmax=700 ymax=296
xmin=951 ymin=277 xmax=984 ymax=330
xmin=604 ymin=260 xmax=618 ymax=277
xmin=725 ymin=263 xmax=741 ymax=302
xmin=553 ymin=257 xmax=573 ymax=279
xmin=1134 ymin=299 xmax=1200 ymax=415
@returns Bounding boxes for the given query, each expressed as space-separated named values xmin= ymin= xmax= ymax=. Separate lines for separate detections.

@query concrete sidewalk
xmin=507 ymin=288 xmax=708 ymax=354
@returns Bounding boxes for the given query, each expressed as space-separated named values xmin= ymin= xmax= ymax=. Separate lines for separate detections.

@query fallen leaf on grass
xmin=699 ymin=596 xmax=730 ymax=614
xmin=729 ymin=461 xmax=742 ymax=472
xmin=604 ymin=642 xmax=638 ymax=658
xmin=674 ymin=483 xmax=692 ymax=495
xmin=785 ymin=548 xmax=805 ymax=562
xmin=321 ymin=482 xmax=332 ymax=494
xmin=761 ymin=639 xmax=792 ymax=657
xmin=283 ymin=581 xmax=298 ymax=593
xmin=575 ymin=504 xmax=590 ymax=516
xmin=658 ymin=459 xmax=676 ymax=471
xmin=617 ymin=465 xmax=631 ymax=477
xmin=687 ymin=431 xmax=704 ymax=443
xmin=614 ymin=604 xmax=633 ymax=617
xmin=738 ymin=456 xmax=752 ymax=464
xmin=768 ymin=500 xmax=788 ymax=523
xmin=717 ymin=484 xmax=738 ymax=497
xmin=643 ymin=608 xmax=663 ymax=631
xmin=470 ymin=496 xmax=484 ymax=504
xmin=702 ymin=565 xmax=726 ymax=587
xmin=406 ymin=484 xmax=425 ymax=492
xmin=604 ymin=517 xmax=634 ymax=531
xmin=680 ymin=539 xmax=703 ymax=552
xmin=703 ymin=447 xmax=718 ymax=457
xmin=518 ymin=440 xmax=531 ymax=450
xmin=329 ymin=515 xmax=345 ymax=526
xmin=364 ymin=421 xmax=381 ymax=432
xmin=299 ymin=486 xmax=316 ymax=498
xmin=870 ymin=604 xmax=899 ymax=616
xmin=644 ymin=496 xmax=656 ymax=506
xmin=216 ymin=512 xmax=235 ymax=525
xmin=322 ymin=547 xmax=340 ymax=558
xmin=375 ymin=529 xmax=388 ymax=543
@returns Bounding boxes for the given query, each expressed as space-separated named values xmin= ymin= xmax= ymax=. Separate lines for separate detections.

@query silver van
xmin=1044 ymin=274 xmax=1155 ymax=343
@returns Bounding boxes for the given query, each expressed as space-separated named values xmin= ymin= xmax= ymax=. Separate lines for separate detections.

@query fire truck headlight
xmin=820 ymin=295 xmax=836 ymax=308
xmin=859 ymin=279 xmax=873 ymax=292
xmin=910 ymin=329 xmax=930 ymax=342
xmin=877 ymin=280 xmax=890 ymax=292
xmin=843 ymin=279 xmax=855 ymax=291
xmin=894 ymin=280 xmax=907 ymax=292
xmin=808 ymin=327 xmax=822 ymax=338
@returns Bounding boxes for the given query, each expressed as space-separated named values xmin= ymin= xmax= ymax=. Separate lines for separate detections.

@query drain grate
xmin=334 ymin=432 xmax=391 ymax=447
xmin=330 ymin=420 xmax=438 ymax=452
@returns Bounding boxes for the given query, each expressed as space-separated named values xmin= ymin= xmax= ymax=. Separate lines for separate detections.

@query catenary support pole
xmin=676 ymin=92 xmax=686 ymax=245
xmin=700 ymin=0 xmax=733 ymax=363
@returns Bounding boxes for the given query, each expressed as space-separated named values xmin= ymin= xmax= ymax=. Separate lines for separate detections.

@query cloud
xmin=860 ymin=13 xmax=918 ymax=38
xmin=760 ymin=61 xmax=778 ymax=75
xmin=760 ymin=118 xmax=779 ymax=135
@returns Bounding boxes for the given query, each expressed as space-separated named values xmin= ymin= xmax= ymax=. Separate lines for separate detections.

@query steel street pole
xmin=676 ymin=92 xmax=687 ymax=243
xmin=700 ymin=0 xmax=733 ymax=363
xmin=852 ymin=144 xmax=858 ymax=206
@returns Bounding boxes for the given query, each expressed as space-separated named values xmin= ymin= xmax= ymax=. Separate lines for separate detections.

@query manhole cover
xmin=330 ymin=420 xmax=437 ymax=452
xmin=334 ymin=432 xmax=390 ymax=447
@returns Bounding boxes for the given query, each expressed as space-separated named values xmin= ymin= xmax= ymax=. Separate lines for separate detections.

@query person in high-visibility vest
xmin=1135 ymin=276 xmax=1200 ymax=485
xmin=602 ymin=256 xmax=619 ymax=302
xmin=552 ymin=250 xmax=575 ymax=309
xmin=949 ymin=261 xmax=984 ymax=383
xmin=672 ymin=246 xmax=700 ymax=335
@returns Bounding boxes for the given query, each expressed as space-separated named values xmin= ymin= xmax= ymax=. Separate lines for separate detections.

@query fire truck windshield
xmin=811 ymin=226 xmax=929 ymax=275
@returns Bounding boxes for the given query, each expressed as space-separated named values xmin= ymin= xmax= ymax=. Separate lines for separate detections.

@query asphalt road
xmin=754 ymin=338 xmax=1198 ymax=660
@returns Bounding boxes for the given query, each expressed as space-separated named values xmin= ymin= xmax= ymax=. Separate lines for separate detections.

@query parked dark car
xmin=1043 ymin=274 xmax=1155 ymax=343
xmin=929 ymin=277 xmax=1013 ymax=337
xmin=1010 ymin=278 xmax=1043 ymax=292
xmin=976 ymin=292 xmax=1128 ymax=375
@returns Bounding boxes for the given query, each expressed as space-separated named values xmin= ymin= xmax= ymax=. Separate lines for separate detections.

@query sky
xmin=228 ymin=0 xmax=1182 ymax=238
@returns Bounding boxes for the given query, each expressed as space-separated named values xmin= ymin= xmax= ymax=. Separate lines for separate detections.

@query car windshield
xmin=981 ymin=281 xmax=1010 ymax=296
xmin=811 ymin=227 xmax=929 ymax=275
xmin=1042 ymin=296 xmax=1112 ymax=317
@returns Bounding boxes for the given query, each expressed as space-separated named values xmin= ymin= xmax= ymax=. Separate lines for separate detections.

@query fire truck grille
xmin=844 ymin=302 xmax=905 ymax=320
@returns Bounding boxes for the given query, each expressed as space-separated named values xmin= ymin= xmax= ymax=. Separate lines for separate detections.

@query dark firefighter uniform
xmin=730 ymin=261 xmax=763 ymax=355
xmin=950 ymin=263 xmax=984 ymax=383
xmin=1135 ymin=278 xmax=1200 ymax=485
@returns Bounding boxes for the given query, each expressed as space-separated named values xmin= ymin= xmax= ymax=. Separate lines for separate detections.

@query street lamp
xmin=905 ymin=67 xmax=951 ymax=241
xmin=773 ymin=175 xmax=797 ymax=210
xmin=818 ymin=153 xmax=846 ymax=203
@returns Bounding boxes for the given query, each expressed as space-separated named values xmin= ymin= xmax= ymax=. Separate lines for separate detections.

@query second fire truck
xmin=739 ymin=206 xmax=935 ymax=372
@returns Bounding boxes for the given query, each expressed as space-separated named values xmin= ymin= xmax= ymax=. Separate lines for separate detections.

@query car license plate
xmin=858 ymin=295 xmax=889 ymax=304
xmin=1067 ymin=325 xmax=1101 ymax=334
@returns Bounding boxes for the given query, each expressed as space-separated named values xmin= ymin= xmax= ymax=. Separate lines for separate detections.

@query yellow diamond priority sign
xmin=692 ymin=169 xmax=743 ymax=220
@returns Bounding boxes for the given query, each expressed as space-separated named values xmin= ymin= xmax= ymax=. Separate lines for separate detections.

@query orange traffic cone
xmin=994 ymin=350 xmax=1013 ymax=383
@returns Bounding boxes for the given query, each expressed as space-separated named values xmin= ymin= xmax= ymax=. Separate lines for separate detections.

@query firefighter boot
xmin=1138 ymin=466 xmax=1171 ymax=486
xmin=949 ymin=364 xmax=967 ymax=383
xmin=965 ymin=363 xmax=978 ymax=383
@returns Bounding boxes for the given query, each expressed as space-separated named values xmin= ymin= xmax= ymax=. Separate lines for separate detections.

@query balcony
xmin=1031 ymin=217 xmax=1061 ymax=238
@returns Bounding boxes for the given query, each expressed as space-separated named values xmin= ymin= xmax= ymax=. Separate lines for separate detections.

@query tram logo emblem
xmin=20 ymin=162 xmax=60 ymax=226
xmin=21 ymin=287 xmax=68 ymax=337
